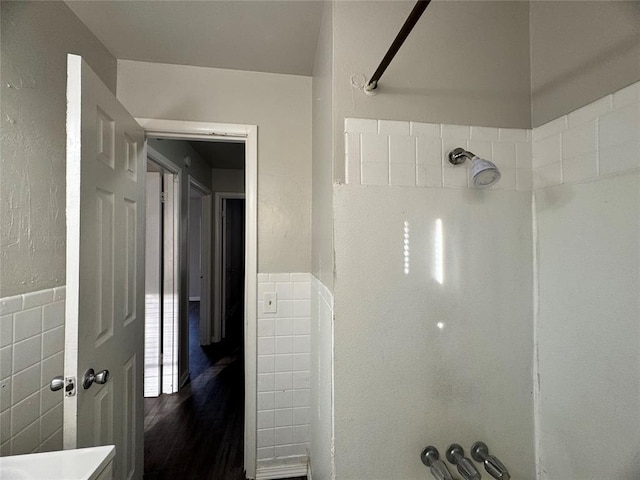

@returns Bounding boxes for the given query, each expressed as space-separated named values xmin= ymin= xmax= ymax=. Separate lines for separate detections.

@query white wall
xmin=117 ymin=60 xmax=312 ymax=275
xmin=311 ymin=1 xmax=335 ymax=293
xmin=534 ymin=82 xmax=640 ymax=479
xmin=0 ymin=1 xmax=117 ymax=298
xmin=310 ymin=5 xmax=336 ymax=478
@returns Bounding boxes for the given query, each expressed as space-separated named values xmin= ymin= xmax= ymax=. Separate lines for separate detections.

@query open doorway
xmin=143 ymin=135 xmax=248 ymax=478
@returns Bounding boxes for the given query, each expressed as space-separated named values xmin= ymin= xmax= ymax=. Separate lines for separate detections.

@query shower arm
xmin=448 ymin=147 xmax=477 ymax=165
xmin=365 ymin=0 xmax=432 ymax=92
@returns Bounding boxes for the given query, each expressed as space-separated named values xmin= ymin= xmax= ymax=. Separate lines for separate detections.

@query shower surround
xmin=332 ymin=80 xmax=639 ymax=479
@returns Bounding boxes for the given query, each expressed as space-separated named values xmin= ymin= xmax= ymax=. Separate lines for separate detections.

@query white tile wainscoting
xmin=344 ymin=80 xmax=640 ymax=191
xmin=0 ymin=287 xmax=66 ymax=456
xmin=256 ymin=273 xmax=312 ymax=478
xmin=532 ymin=82 xmax=640 ymax=188
xmin=345 ymin=118 xmax=532 ymax=190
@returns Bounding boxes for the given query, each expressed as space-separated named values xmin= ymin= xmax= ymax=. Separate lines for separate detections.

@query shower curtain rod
xmin=365 ymin=0 xmax=431 ymax=92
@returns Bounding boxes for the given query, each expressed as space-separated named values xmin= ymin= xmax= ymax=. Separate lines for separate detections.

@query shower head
xmin=448 ymin=147 xmax=501 ymax=188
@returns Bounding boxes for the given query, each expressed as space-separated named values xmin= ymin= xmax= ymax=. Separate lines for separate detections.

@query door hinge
xmin=161 ymin=192 xmax=166 ymax=203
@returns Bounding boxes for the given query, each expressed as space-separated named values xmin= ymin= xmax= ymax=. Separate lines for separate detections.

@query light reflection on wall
xmin=404 ymin=220 xmax=410 ymax=275
xmin=433 ymin=218 xmax=444 ymax=284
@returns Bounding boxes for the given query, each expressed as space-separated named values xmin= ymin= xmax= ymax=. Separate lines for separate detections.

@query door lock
xmin=50 ymin=376 xmax=76 ymax=396
xmin=83 ymin=368 xmax=110 ymax=389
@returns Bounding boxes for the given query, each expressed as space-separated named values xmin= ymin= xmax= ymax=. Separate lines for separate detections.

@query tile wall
xmin=256 ymin=273 xmax=311 ymax=473
xmin=0 ymin=287 xmax=66 ymax=456
xmin=344 ymin=118 xmax=532 ymax=191
xmin=532 ymin=81 xmax=640 ymax=188
xmin=345 ymin=80 xmax=640 ymax=192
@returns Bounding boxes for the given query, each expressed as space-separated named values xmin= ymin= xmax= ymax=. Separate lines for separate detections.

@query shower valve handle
xmin=446 ymin=444 xmax=481 ymax=480
xmin=421 ymin=446 xmax=456 ymax=480
xmin=471 ymin=442 xmax=510 ymax=480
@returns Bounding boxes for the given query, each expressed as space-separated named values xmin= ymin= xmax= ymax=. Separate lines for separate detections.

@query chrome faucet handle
xmin=446 ymin=444 xmax=481 ymax=480
xmin=471 ymin=442 xmax=510 ymax=480
xmin=421 ymin=446 xmax=456 ymax=480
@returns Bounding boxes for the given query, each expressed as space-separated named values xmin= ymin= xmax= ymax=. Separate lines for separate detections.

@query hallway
xmin=143 ymin=303 xmax=245 ymax=479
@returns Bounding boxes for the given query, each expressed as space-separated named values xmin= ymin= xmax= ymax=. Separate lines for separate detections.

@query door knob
xmin=82 ymin=368 xmax=110 ymax=389
xmin=50 ymin=376 xmax=64 ymax=391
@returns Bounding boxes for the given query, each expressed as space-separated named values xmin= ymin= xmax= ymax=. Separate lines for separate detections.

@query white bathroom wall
xmin=256 ymin=273 xmax=312 ymax=478
xmin=534 ymin=82 xmax=640 ymax=479
xmin=310 ymin=275 xmax=334 ymax=480
xmin=0 ymin=288 xmax=66 ymax=455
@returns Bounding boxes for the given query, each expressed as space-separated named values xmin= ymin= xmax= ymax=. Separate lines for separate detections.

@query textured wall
xmin=530 ymin=1 xmax=640 ymax=127
xmin=117 ymin=60 xmax=312 ymax=274
xmin=311 ymin=2 xmax=335 ymax=293
xmin=310 ymin=5 xmax=336 ymax=478
xmin=0 ymin=1 xmax=117 ymax=297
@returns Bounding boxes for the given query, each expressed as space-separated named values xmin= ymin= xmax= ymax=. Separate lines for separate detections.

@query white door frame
xmin=188 ymin=177 xmax=213 ymax=346
xmin=146 ymin=146 xmax=182 ymax=395
xmin=214 ymin=192 xmax=246 ymax=343
xmin=137 ymin=118 xmax=258 ymax=479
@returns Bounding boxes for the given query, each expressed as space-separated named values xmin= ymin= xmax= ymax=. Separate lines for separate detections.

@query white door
xmin=64 ymin=54 xmax=145 ymax=480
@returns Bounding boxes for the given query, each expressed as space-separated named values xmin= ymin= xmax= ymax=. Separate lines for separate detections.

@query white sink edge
xmin=0 ymin=445 xmax=115 ymax=480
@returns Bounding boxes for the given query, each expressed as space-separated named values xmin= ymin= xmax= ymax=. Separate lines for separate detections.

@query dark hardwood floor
xmin=144 ymin=302 xmax=245 ymax=479
xmin=144 ymin=302 xmax=306 ymax=480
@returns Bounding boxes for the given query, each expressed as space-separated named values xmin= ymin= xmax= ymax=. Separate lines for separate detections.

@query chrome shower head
xmin=448 ymin=147 xmax=501 ymax=188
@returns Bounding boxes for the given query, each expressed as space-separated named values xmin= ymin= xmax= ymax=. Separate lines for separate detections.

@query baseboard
xmin=189 ymin=296 xmax=200 ymax=301
xmin=255 ymin=461 xmax=308 ymax=480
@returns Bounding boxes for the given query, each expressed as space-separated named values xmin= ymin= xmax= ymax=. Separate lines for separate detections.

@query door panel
xmin=65 ymin=54 xmax=144 ymax=480
xmin=222 ymin=199 xmax=245 ymax=343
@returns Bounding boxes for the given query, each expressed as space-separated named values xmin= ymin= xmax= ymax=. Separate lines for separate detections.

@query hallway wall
xmin=117 ymin=60 xmax=312 ymax=275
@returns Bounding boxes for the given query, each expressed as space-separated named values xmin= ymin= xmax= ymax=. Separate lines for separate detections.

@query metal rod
xmin=365 ymin=0 xmax=431 ymax=92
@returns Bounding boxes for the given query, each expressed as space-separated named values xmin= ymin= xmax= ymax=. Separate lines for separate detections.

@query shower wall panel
xmin=534 ymin=81 xmax=640 ymax=479
xmin=333 ymin=185 xmax=535 ymax=479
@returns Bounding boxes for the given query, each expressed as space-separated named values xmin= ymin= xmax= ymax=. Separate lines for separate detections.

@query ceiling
xmin=188 ymin=140 xmax=245 ymax=170
xmin=66 ymin=0 xmax=325 ymax=76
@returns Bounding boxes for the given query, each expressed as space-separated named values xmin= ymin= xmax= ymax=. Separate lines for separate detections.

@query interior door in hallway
xmin=222 ymin=198 xmax=245 ymax=344
xmin=65 ymin=54 xmax=145 ymax=480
